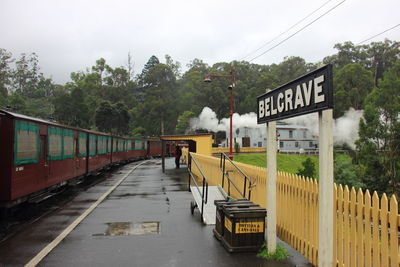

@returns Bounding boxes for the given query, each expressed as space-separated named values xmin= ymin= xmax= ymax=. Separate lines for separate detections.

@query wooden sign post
xmin=257 ymin=65 xmax=333 ymax=266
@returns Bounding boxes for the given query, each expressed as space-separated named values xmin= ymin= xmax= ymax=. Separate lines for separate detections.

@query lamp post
xmin=204 ymin=69 xmax=235 ymax=160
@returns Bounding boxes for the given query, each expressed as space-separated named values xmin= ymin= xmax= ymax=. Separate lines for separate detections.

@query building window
xmin=309 ymin=141 xmax=313 ymax=147
xmin=280 ymin=141 xmax=284 ymax=148
xmin=295 ymin=141 xmax=299 ymax=148
xmin=289 ymin=130 xmax=293 ymax=138
xmin=258 ymin=142 xmax=262 ymax=147
xmin=303 ymin=131 xmax=307 ymax=138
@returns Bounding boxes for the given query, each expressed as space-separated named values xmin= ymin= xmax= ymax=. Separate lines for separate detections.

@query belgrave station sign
xmin=257 ymin=64 xmax=333 ymax=123
xmin=257 ymin=64 xmax=334 ymax=267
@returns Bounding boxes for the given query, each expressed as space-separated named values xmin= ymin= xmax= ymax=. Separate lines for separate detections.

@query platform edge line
xmin=24 ymin=161 xmax=147 ymax=267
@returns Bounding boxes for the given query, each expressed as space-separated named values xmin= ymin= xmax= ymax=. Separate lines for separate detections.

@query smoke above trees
xmin=190 ymin=106 xmax=362 ymax=148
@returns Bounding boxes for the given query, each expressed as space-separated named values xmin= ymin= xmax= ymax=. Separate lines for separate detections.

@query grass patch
xmin=257 ymin=243 xmax=289 ymax=260
xmin=233 ymin=153 xmax=320 ymax=179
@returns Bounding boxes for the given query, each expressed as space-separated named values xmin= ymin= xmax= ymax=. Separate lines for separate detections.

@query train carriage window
xmin=127 ymin=140 xmax=132 ymax=150
xmin=63 ymin=129 xmax=74 ymax=159
xmin=14 ymin=120 xmax=39 ymax=165
xmin=78 ymin=132 xmax=87 ymax=157
xmin=98 ymin=136 xmax=106 ymax=155
xmin=118 ymin=139 xmax=123 ymax=152
xmin=135 ymin=140 xmax=142 ymax=150
xmin=89 ymin=134 xmax=96 ymax=156
xmin=132 ymin=140 xmax=135 ymax=150
xmin=107 ymin=137 xmax=112 ymax=153
xmin=48 ymin=127 xmax=63 ymax=160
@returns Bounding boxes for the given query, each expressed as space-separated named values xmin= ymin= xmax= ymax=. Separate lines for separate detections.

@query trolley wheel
xmin=190 ymin=201 xmax=197 ymax=215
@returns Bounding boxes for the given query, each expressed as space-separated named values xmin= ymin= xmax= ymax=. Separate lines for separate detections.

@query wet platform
xmin=0 ymin=158 xmax=311 ymax=266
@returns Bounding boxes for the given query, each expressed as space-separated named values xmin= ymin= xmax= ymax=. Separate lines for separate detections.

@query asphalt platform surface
xmin=0 ymin=158 xmax=311 ymax=267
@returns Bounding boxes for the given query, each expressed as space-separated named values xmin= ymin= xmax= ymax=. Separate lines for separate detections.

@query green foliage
xmin=257 ymin=243 xmax=289 ymax=260
xmin=137 ymin=62 xmax=178 ymax=136
xmin=95 ymin=101 xmax=130 ymax=135
xmin=296 ymin=158 xmax=316 ymax=178
xmin=130 ymin=127 xmax=146 ymax=137
xmin=176 ymin=110 xmax=195 ymax=134
xmin=53 ymin=87 xmax=91 ymax=128
xmin=7 ymin=93 xmax=28 ymax=113
xmin=356 ymin=61 xmax=400 ymax=197
xmin=333 ymin=63 xmax=373 ymax=117
xmin=334 ymin=154 xmax=364 ymax=189
xmin=95 ymin=101 xmax=116 ymax=133
xmin=0 ymin=48 xmax=13 ymax=99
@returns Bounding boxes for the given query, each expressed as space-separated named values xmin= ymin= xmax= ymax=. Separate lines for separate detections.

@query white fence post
xmin=318 ymin=109 xmax=334 ymax=267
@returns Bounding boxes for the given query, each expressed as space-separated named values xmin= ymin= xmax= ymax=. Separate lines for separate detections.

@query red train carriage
xmin=131 ymin=138 xmax=148 ymax=159
xmin=0 ymin=110 xmax=163 ymax=208
xmin=147 ymin=138 xmax=162 ymax=157
xmin=86 ymin=132 xmax=113 ymax=173
xmin=0 ymin=111 xmax=85 ymax=205
xmin=111 ymin=137 xmax=127 ymax=163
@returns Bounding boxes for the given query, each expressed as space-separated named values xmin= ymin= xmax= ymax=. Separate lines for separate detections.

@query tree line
xmin=0 ymin=39 xmax=399 ymax=197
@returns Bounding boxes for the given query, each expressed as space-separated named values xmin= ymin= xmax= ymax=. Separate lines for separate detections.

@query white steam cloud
xmin=190 ymin=107 xmax=363 ymax=148
xmin=334 ymin=108 xmax=363 ymax=148
xmin=190 ymin=107 xmax=262 ymax=133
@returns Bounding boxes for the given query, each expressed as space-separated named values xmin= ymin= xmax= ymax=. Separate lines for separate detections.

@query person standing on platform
xmin=175 ymin=146 xmax=182 ymax=169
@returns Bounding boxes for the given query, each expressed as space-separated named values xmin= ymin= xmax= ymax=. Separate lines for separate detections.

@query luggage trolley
xmin=187 ymin=153 xmax=225 ymax=224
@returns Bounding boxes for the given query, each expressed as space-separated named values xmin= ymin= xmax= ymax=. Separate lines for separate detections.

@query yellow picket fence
xmin=183 ymin=149 xmax=400 ymax=267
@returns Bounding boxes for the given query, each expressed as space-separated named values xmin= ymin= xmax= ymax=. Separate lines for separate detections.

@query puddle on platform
xmin=96 ymin=221 xmax=160 ymax=236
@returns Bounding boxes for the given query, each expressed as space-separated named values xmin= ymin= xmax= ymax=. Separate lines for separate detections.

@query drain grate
xmin=100 ymin=221 xmax=160 ymax=236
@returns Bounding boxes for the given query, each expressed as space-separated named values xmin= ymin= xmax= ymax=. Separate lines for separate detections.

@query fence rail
xmin=182 ymin=149 xmax=400 ymax=267
xmin=212 ymin=147 xmax=266 ymax=154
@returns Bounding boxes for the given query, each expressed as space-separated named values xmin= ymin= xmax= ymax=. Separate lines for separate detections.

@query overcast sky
xmin=1 ymin=0 xmax=399 ymax=84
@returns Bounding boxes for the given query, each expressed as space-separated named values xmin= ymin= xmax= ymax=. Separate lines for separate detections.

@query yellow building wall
xmin=194 ymin=136 xmax=212 ymax=156
xmin=161 ymin=135 xmax=213 ymax=156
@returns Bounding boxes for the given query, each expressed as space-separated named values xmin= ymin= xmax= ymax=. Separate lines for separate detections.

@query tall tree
xmin=114 ymin=102 xmax=130 ymax=135
xmin=323 ymin=41 xmax=369 ymax=70
xmin=53 ymin=87 xmax=90 ymax=128
xmin=0 ymin=48 xmax=13 ymax=100
xmin=137 ymin=55 xmax=160 ymax=87
xmin=356 ymin=61 xmax=400 ymax=197
xmin=95 ymin=100 xmax=117 ymax=133
xmin=13 ymin=53 xmax=42 ymax=97
xmin=367 ymin=39 xmax=400 ymax=86
xmin=140 ymin=63 xmax=177 ymax=135
xmin=333 ymin=63 xmax=374 ymax=117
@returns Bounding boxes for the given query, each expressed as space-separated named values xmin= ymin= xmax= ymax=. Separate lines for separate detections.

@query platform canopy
xmin=160 ymin=134 xmax=213 ymax=172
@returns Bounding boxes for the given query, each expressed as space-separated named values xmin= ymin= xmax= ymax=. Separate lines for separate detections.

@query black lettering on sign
xmin=257 ymin=65 xmax=333 ymax=123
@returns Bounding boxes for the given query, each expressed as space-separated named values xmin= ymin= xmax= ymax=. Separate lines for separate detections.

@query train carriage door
xmin=40 ymin=135 xmax=49 ymax=178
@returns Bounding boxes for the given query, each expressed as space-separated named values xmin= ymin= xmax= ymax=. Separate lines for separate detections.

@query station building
xmin=219 ymin=123 xmax=318 ymax=152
